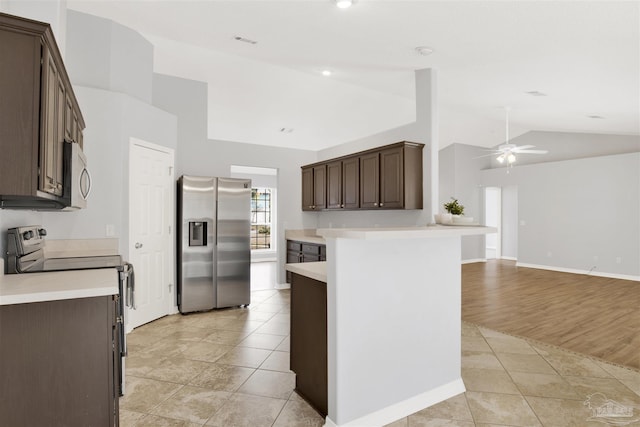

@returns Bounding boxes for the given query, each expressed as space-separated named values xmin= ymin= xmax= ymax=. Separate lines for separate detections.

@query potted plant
xmin=434 ymin=197 xmax=465 ymax=224
xmin=443 ymin=197 xmax=465 ymax=216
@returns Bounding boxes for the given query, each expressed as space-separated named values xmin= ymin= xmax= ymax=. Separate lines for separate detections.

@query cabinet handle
xmin=374 ymin=202 xmax=378 ymax=206
xmin=340 ymin=204 xmax=344 ymax=208
xmin=380 ymin=203 xmax=384 ymax=207
xmin=308 ymin=205 xmax=313 ymax=209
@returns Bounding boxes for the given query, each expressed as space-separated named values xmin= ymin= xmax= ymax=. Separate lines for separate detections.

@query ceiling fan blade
xmin=517 ymin=150 xmax=548 ymax=154
xmin=472 ymin=153 xmax=501 ymax=159
xmin=513 ymin=145 xmax=535 ymax=151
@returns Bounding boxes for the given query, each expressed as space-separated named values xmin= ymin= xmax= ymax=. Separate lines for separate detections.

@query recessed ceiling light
xmin=335 ymin=0 xmax=353 ymax=9
xmin=587 ymin=115 xmax=605 ymax=119
xmin=415 ymin=46 xmax=434 ymax=56
xmin=525 ymin=90 xmax=547 ymax=97
xmin=322 ymin=70 xmax=332 ymax=77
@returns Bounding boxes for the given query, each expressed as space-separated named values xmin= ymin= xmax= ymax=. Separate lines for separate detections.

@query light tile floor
xmin=121 ymin=289 xmax=640 ymax=427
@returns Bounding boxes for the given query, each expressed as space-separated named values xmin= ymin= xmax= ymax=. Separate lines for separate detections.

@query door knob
xmin=135 ymin=242 xmax=143 ymax=249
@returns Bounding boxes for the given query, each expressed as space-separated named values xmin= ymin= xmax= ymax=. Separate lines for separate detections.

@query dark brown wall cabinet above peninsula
xmin=301 ymin=141 xmax=423 ymax=211
xmin=327 ymin=156 xmax=360 ymax=210
xmin=0 ymin=13 xmax=85 ymax=207
xmin=302 ymin=164 xmax=327 ymax=211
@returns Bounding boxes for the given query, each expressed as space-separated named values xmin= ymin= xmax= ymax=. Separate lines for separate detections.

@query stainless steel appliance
xmin=177 ymin=176 xmax=251 ymax=313
xmin=5 ymin=225 xmax=132 ymax=396
xmin=62 ymin=140 xmax=91 ymax=211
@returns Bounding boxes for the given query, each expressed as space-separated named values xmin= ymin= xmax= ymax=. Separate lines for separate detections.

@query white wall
xmin=483 ymin=152 xmax=640 ymax=279
xmin=501 ymin=185 xmax=518 ymax=260
xmin=65 ymin=10 xmax=153 ymax=104
xmin=315 ymin=69 xmax=437 ymax=229
xmin=439 ymin=144 xmax=491 ymax=261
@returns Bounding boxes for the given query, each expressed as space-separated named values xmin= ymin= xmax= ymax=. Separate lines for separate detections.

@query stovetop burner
xmin=6 ymin=225 xmax=122 ymax=274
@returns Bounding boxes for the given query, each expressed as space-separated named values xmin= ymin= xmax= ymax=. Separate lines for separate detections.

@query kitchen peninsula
xmin=286 ymin=225 xmax=494 ymax=427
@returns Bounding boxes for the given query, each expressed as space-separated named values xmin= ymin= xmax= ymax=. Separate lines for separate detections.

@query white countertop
xmin=285 ymin=261 xmax=327 ymax=282
xmin=317 ymin=224 xmax=496 ymax=240
xmin=0 ymin=268 xmax=119 ymax=306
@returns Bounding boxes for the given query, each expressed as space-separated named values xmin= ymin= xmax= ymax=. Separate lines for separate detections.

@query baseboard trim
xmin=323 ymin=378 xmax=466 ymax=427
xmin=274 ymin=282 xmax=291 ymax=290
xmin=515 ymin=262 xmax=639 ymax=282
xmin=501 ymin=256 xmax=517 ymax=261
xmin=462 ymin=258 xmax=486 ymax=264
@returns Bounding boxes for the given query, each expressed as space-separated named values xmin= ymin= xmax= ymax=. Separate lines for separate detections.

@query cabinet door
xmin=54 ymin=72 xmax=65 ymax=195
xmin=301 ymin=167 xmax=314 ymax=211
xmin=342 ymin=156 xmax=359 ymax=209
xmin=313 ymin=165 xmax=327 ymax=210
xmin=380 ymin=146 xmax=404 ymax=208
xmin=360 ymin=152 xmax=379 ymax=208
xmin=39 ymin=48 xmax=64 ymax=196
xmin=64 ymin=94 xmax=73 ymax=141
xmin=326 ymin=161 xmax=342 ymax=209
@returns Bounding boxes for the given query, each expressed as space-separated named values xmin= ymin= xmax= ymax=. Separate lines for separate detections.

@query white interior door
xmin=128 ymin=138 xmax=175 ymax=331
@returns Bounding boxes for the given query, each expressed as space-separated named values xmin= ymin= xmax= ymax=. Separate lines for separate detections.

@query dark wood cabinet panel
xmin=0 ymin=12 xmax=86 ymax=207
xmin=301 ymin=141 xmax=423 ymax=211
xmin=286 ymin=240 xmax=327 ymax=283
xmin=301 ymin=167 xmax=314 ymax=211
xmin=0 ymin=296 xmax=119 ymax=426
xmin=360 ymin=151 xmax=380 ymax=209
xmin=326 ymin=160 xmax=342 ymax=209
xmin=342 ymin=156 xmax=360 ymax=209
xmin=302 ymin=165 xmax=327 ymax=211
xmin=0 ymin=24 xmax=41 ymax=197
xmin=379 ymin=146 xmax=403 ymax=209
xmin=313 ymin=165 xmax=327 ymax=210
xmin=327 ymin=157 xmax=359 ymax=210
xmin=290 ymin=272 xmax=328 ymax=417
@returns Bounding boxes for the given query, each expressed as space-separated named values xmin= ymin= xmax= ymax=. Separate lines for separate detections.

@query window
xmin=251 ymin=188 xmax=272 ymax=250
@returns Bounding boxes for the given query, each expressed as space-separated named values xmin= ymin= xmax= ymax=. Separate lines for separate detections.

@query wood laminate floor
xmin=462 ymin=260 xmax=640 ymax=370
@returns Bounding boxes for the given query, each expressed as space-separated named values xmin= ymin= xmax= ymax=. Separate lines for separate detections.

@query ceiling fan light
xmin=508 ymin=153 xmax=516 ymax=163
xmin=496 ymin=154 xmax=506 ymax=163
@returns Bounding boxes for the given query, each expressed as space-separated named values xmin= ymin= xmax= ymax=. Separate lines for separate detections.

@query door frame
xmin=127 ymin=137 xmax=176 ymax=332
xmin=484 ymin=186 xmax=502 ymax=260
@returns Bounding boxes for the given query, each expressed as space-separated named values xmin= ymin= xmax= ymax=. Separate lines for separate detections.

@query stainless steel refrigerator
xmin=177 ymin=175 xmax=251 ymax=313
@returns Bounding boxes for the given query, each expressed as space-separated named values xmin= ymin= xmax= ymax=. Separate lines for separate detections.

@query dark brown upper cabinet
xmin=302 ymin=141 xmax=423 ymax=211
xmin=301 ymin=164 xmax=327 ymax=211
xmin=327 ymin=156 xmax=360 ymax=210
xmin=0 ymin=12 xmax=85 ymax=208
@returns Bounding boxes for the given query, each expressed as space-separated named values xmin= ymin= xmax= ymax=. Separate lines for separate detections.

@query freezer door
xmin=178 ymin=176 xmax=217 ymax=313
xmin=215 ymin=178 xmax=251 ymax=307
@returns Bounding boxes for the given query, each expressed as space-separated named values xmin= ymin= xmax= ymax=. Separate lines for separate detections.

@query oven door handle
xmin=126 ymin=263 xmax=136 ymax=310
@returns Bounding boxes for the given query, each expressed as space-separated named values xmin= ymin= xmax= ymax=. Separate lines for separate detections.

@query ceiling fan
xmin=485 ymin=107 xmax=548 ymax=164
xmin=493 ymin=143 xmax=548 ymax=164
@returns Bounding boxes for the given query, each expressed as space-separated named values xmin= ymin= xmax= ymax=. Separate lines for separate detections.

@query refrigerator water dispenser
xmin=189 ymin=222 xmax=207 ymax=246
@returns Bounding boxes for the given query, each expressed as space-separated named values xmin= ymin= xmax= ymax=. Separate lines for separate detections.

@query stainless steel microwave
xmin=62 ymin=140 xmax=91 ymax=211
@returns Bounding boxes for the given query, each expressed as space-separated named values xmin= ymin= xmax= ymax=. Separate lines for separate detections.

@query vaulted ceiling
xmin=67 ymin=1 xmax=639 ymax=151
